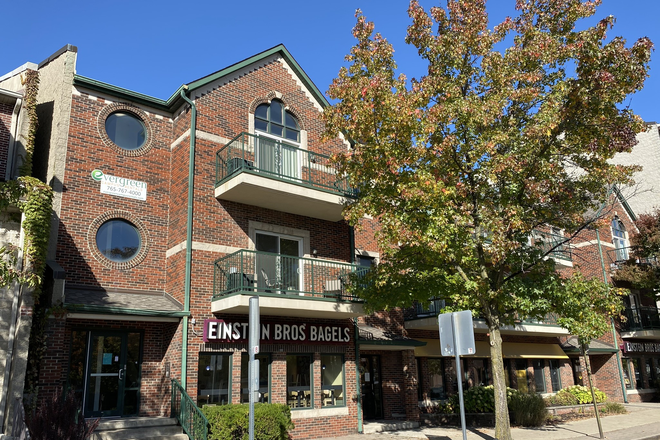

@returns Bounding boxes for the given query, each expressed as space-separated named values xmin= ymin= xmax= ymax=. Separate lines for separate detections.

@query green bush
xmin=546 ymin=385 xmax=607 ymax=406
xmin=509 ymin=392 xmax=548 ymax=426
xmin=600 ymin=402 xmax=626 ymax=415
xmin=202 ymin=403 xmax=294 ymax=440
xmin=438 ymin=386 xmax=521 ymax=414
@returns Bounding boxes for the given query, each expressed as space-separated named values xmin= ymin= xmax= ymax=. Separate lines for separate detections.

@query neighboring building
xmin=2 ymin=44 xmax=658 ymax=439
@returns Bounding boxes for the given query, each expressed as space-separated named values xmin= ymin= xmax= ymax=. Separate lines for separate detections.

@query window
xmin=105 ymin=112 xmax=147 ymax=151
xmin=357 ymin=255 xmax=375 ymax=267
xmin=241 ymin=354 xmax=270 ymax=403
xmin=286 ymin=355 xmax=311 ymax=409
xmin=96 ymin=219 xmax=141 ymax=263
xmin=549 ymin=360 xmax=562 ymax=392
xmin=197 ymin=353 xmax=231 ymax=405
xmin=255 ymin=100 xmax=300 ymax=142
xmin=256 ymin=232 xmax=302 ymax=293
xmin=427 ymin=358 xmax=445 ymax=400
xmin=515 ymin=359 xmax=530 ymax=393
xmin=612 ymin=216 xmax=629 ymax=261
xmin=533 ymin=360 xmax=546 ymax=392
xmin=321 ymin=355 xmax=344 ymax=407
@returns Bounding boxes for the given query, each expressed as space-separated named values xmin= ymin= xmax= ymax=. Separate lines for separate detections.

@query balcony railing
xmin=215 ymin=132 xmax=355 ymax=197
xmin=622 ymin=307 xmax=660 ymax=332
xmin=607 ymin=246 xmax=659 ymax=270
xmin=405 ymin=302 xmax=560 ymax=327
xmin=213 ymin=249 xmax=367 ymax=302
xmin=531 ymin=230 xmax=572 ymax=262
xmin=171 ymin=379 xmax=208 ymax=440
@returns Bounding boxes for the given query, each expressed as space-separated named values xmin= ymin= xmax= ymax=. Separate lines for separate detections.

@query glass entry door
xmin=360 ymin=355 xmax=383 ymax=420
xmin=83 ymin=331 xmax=141 ymax=417
xmin=255 ymin=232 xmax=302 ymax=293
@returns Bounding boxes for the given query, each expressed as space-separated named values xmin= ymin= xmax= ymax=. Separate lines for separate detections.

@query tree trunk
xmin=582 ymin=345 xmax=604 ymax=439
xmin=489 ymin=326 xmax=512 ymax=440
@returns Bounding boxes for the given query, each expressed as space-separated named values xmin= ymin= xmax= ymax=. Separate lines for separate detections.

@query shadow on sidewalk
xmin=427 ymin=428 xmax=495 ymax=440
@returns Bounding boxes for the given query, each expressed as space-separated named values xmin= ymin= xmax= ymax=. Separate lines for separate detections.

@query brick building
xmin=1 ymin=44 xmax=658 ymax=439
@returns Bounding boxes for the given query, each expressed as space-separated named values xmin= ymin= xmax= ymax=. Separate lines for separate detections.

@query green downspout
xmin=179 ymin=87 xmax=197 ymax=388
xmin=349 ymin=225 xmax=363 ymax=433
xmin=593 ymin=188 xmax=628 ymax=403
xmin=596 ymin=228 xmax=628 ymax=403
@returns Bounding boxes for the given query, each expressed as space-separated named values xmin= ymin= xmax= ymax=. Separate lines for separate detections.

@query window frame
xmin=286 ymin=354 xmax=313 ymax=410
xmin=240 ymin=353 xmax=271 ymax=404
xmin=320 ymin=354 xmax=346 ymax=408
xmin=197 ymin=352 xmax=232 ymax=406
xmin=95 ymin=218 xmax=142 ymax=263
xmin=254 ymin=100 xmax=300 ymax=143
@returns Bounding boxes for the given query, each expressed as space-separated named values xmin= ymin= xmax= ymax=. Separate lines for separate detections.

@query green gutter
xmin=349 ymin=226 xmax=362 ymax=433
xmin=179 ymin=87 xmax=197 ymax=388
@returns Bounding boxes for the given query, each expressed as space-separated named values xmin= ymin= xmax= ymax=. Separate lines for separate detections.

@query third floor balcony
xmin=621 ymin=306 xmax=660 ymax=339
xmin=214 ymin=133 xmax=356 ymax=221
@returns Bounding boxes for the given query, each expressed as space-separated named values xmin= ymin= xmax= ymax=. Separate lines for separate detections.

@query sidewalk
xmin=316 ymin=402 xmax=660 ymax=440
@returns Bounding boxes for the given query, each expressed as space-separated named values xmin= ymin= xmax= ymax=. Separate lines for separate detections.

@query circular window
xmin=95 ymin=219 xmax=142 ymax=263
xmin=105 ymin=112 xmax=147 ymax=151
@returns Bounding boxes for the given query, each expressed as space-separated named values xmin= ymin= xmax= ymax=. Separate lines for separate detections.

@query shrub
xmin=437 ymin=386 xmax=522 ymax=414
xmin=509 ymin=392 xmax=548 ymax=427
xmin=202 ymin=403 xmax=294 ymax=440
xmin=600 ymin=402 xmax=627 ymax=415
xmin=26 ymin=392 xmax=99 ymax=440
xmin=547 ymin=385 xmax=607 ymax=406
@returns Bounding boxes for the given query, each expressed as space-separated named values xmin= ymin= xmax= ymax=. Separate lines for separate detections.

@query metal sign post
xmin=438 ymin=311 xmax=475 ymax=440
xmin=248 ymin=297 xmax=260 ymax=440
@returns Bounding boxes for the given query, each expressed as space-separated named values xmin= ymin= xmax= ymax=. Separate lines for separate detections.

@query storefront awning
xmin=415 ymin=339 xmax=568 ymax=359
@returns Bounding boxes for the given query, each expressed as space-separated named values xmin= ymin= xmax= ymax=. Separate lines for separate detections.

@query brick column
xmin=402 ymin=349 xmax=419 ymax=421
xmin=271 ymin=352 xmax=287 ymax=404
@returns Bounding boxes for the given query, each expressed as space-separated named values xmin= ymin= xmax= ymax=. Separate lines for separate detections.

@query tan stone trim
xmin=277 ymin=58 xmax=324 ymax=112
xmin=571 ymin=240 xmax=615 ymax=249
xmin=170 ymin=129 xmax=232 ymax=150
xmin=166 ymin=241 xmax=241 ymax=258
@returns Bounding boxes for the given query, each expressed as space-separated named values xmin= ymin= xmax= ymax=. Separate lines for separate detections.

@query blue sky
xmin=3 ymin=1 xmax=658 ymax=121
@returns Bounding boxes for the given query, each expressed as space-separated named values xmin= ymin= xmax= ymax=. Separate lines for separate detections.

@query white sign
xmin=91 ymin=169 xmax=147 ymax=201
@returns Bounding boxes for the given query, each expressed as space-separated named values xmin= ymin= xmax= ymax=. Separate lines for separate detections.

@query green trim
xmin=187 ymin=45 xmax=328 ymax=108
xmin=563 ymin=347 xmax=618 ymax=353
xmin=613 ymin=186 xmax=637 ymax=222
xmin=212 ymin=291 xmax=364 ymax=304
xmin=357 ymin=339 xmax=427 ymax=347
xmin=65 ymin=304 xmax=187 ymax=317
xmin=74 ymin=45 xmax=328 ymax=114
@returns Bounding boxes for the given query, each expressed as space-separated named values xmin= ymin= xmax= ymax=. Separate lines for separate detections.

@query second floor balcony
xmin=608 ymin=246 xmax=659 ymax=270
xmin=214 ymin=133 xmax=356 ymax=221
xmin=621 ymin=307 xmax=660 ymax=338
xmin=531 ymin=230 xmax=572 ymax=265
xmin=212 ymin=249 xmax=366 ymax=319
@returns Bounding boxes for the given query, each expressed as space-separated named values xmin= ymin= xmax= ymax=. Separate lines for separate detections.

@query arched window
xmin=254 ymin=100 xmax=300 ymax=142
xmin=612 ymin=216 xmax=629 ymax=261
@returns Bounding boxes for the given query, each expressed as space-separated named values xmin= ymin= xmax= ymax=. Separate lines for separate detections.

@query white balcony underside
xmin=621 ymin=329 xmax=660 ymax=340
xmin=215 ymin=173 xmax=346 ymax=221
xmin=406 ymin=317 xmax=569 ymax=337
xmin=211 ymin=294 xmax=364 ymax=319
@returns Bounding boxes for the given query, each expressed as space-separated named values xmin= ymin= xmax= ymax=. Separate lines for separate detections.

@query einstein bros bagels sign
xmin=203 ymin=319 xmax=351 ymax=344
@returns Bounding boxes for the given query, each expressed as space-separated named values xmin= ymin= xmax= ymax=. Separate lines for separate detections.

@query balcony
xmin=621 ymin=307 xmax=660 ymax=339
xmin=215 ymin=133 xmax=355 ymax=221
xmin=405 ymin=303 xmax=568 ymax=337
xmin=531 ymin=230 xmax=572 ymax=265
xmin=212 ymin=249 xmax=366 ymax=319
xmin=608 ymin=246 xmax=658 ymax=270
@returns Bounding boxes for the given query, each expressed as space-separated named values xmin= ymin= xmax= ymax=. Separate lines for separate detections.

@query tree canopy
xmin=325 ymin=1 xmax=651 ymax=438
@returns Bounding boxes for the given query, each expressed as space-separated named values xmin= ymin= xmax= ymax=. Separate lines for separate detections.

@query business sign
xmin=621 ymin=341 xmax=660 ymax=354
xmin=203 ymin=319 xmax=351 ymax=344
xmin=91 ymin=169 xmax=147 ymax=201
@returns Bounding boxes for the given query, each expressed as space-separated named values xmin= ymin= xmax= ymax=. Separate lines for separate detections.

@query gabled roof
xmin=73 ymin=44 xmax=328 ymax=113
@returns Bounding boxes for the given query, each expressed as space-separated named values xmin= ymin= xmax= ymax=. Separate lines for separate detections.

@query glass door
xmin=255 ymin=232 xmax=302 ymax=294
xmin=255 ymin=135 xmax=300 ymax=181
xmin=83 ymin=331 xmax=141 ymax=417
xmin=360 ymin=355 xmax=383 ymax=420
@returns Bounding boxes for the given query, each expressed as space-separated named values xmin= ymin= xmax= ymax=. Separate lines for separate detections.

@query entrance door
xmin=255 ymin=232 xmax=302 ymax=293
xmin=360 ymin=355 xmax=383 ymax=420
xmin=83 ymin=331 xmax=141 ymax=417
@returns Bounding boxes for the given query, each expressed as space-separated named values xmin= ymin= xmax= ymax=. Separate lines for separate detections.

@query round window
xmin=105 ymin=112 xmax=147 ymax=150
xmin=95 ymin=219 xmax=142 ymax=262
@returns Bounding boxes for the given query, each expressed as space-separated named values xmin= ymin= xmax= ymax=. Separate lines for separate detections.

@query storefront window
xmin=629 ymin=358 xmax=643 ymax=389
xmin=428 ymin=358 xmax=445 ymax=400
xmin=287 ymin=355 xmax=312 ymax=408
xmin=241 ymin=354 xmax=270 ymax=403
xmin=549 ymin=360 xmax=562 ymax=392
xmin=515 ymin=359 xmax=530 ymax=393
xmin=67 ymin=330 xmax=88 ymax=402
xmin=197 ymin=353 xmax=231 ymax=405
xmin=321 ymin=355 xmax=344 ymax=407
xmin=654 ymin=358 xmax=660 ymax=388
xmin=533 ymin=360 xmax=546 ymax=392
xmin=646 ymin=358 xmax=654 ymax=388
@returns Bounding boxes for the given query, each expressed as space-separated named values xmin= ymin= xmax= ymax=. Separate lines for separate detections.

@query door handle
xmin=118 ymin=369 xmax=124 ymax=381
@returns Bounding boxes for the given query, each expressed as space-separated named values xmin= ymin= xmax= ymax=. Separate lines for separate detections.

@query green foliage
xmin=612 ymin=208 xmax=660 ymax=289
xmin=509 ymin=392 xmax=548 ymax=427
xmin=26 ymin=391 xmax=99 ymax=440
xmin=19 ymin=69 xmax=39 ymax=177
xmin=547 ymin=385 xmax=607 ymax=406
xmin=202 ymin=403 xmax=294 ymax=440
xmin=600 ymin=402 xmax=626 ymax=415
xmin=441 ymin=386 xmax=521 ymax=414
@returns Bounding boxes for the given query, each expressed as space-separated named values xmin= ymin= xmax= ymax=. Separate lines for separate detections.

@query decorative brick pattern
xmin=96 ymin=102 xmax=155 ymax=157
xmin=86 ymin=209 xmax=150 ymax=270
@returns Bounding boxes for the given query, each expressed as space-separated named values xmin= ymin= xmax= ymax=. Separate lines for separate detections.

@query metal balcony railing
xmin=213 ymin=249 xmax=367 ymax=302
xmin=621 ymin=307 xmax=660 ymax=332
xmin=215 ymin=132 xmax=355 ymax=197
xmin=607 ymin=246 xmax=659 ymax=270
xmin=531 ymin=230 xmax=572 ymax=262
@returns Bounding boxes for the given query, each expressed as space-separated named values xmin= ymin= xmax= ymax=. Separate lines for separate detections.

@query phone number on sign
xmin=104 ymin=185 xmax=144 ymax=197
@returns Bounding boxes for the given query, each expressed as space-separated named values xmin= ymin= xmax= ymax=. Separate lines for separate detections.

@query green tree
xmin=555 ymin=273 xmax=626 ymax=439
xmin=324 ymin=1 xmax=651 ymax=438
xmin=611 ymin=209 xmax=660 ymax=289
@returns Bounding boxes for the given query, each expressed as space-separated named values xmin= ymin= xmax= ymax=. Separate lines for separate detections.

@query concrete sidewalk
xmin=316 ymin=402 xmax=660 ymax=440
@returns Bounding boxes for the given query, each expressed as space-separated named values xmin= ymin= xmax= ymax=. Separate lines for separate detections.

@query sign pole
xmin=452 ymin=313 xmax=468 ymax=440
xmin=248 ymin=297 xmax=260 ymax=440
